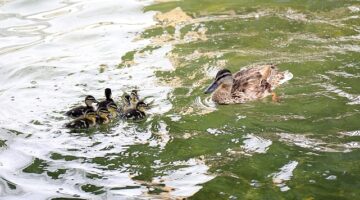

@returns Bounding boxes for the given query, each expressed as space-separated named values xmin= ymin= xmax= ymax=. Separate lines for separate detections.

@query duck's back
xmin=96 ymin=116 xmax=109 ymax=124
xmin=65 ymin=117 xmax=94 ymax=129
xmin=97 ymin=99 xmax=115 ymax=109
xmin=122 ymin=109 xmax=145 ymax=120
xmin=231 ymin=64 xmax=285 ymax=101
xmin=65 ymin=106 xmax=92 ymax=118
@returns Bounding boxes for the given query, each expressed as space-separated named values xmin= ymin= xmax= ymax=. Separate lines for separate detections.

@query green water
xmin=142 ymin=1 xmax=360 ymax=199
xmin=1 ymin=0 xmax=360 ymax=199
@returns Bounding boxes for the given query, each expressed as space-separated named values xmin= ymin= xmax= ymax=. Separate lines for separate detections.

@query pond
xmin=0 ymin=0 xmax=359 ymax=199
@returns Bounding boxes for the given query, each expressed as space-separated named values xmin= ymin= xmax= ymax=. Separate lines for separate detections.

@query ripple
xmin=269 ymin=161 xmax=298 ymax=192
xmin=151 ymin=158 xmax=214 ymax=198
xmin=278 ymin=133 xmax=337 ymax=152
xmin=193 ymin=96 xmax=217 ymax=115
xmin=339 ymin=130 xmax=360 ymax=136
xmin=0 ymin=0 xmax=184 ymax=199
xmin=316 ymin=83 xmax=360 ymax=105
xmin=327 ymin=70 xmax=360 ymax=78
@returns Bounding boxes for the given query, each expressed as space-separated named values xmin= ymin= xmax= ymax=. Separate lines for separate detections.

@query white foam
xmin=344 ymin=142 xmax=360 ymax=149
xmin=327 ymin=70 xmax=359 ymax=78
xmin=326 ymin=175 xmax=337 ymax=180
xmin=278 ymin=133 xmax=336 ymax=152
xmin=270 ymin=161 xmax=298 ymax=191
xmin=348 ymin=6 xmax=360 ymax=12
xmin=339 ymin=130 xmax=360 ymax=136
xmin=279 ymin=71 xmax=294 ymax=85
xmin=152 ymin=158 xmax=214 ymax=198
xmin=206 ymin=128 xmax=222 ymax=135
xmin=241 ymin=134 xmax=272 ymax=154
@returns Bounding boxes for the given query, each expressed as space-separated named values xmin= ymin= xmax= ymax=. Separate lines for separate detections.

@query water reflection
xmin=0 ymin=0 xmax=213 ymax=199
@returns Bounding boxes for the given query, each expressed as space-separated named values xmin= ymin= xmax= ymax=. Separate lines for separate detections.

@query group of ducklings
xmin=65 ymin=88 xmax=148 ymax=129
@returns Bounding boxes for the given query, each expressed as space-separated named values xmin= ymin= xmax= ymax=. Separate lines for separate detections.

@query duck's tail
xmin=268 ymin=66 xmax=293 ymax=89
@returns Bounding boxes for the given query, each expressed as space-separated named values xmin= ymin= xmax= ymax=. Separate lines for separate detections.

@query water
xmin=0 ymin=0 xmax=202 ymax=199
xmin=1 ymin=0 xmax=360 ymax=199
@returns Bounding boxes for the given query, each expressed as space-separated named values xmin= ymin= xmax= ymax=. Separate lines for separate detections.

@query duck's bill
xmin=204 ymin=81 xmax=219 ymax=94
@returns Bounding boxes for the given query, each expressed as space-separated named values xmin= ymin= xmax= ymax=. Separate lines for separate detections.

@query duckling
xmin=96 ymin=107 xmax=110 ymax=124
xmin=97 ymin=88 xmax=115 ymax=108
xmin=131 ymin=90 xmax=139 ymax=100
xmin=65 ymin=95 xmax=98 ymax=118
xmin=118 ymin=94 xmax=135 ymax=115
xmin=125 ymin=94 xmax=131 ymax=104
xmin=130 ymin=90 xmax=139 ymax=109
xmin=65 ymin=110 xmax=97 ymax=129
xmin=107 ymin=102 xmax=119 ymax=119
xmin=204 ymin=64 xmax=290 ymax=104
xmin=121 ymin=101 xmax=148 ymax=120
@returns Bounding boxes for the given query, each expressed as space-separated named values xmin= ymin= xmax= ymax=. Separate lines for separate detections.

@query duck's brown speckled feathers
xmin=206 ymin=64 xmax=288 ymax=104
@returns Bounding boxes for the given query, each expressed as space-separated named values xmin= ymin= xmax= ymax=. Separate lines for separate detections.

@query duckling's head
xmin=130 ymin=90 xmax=139 ymax=101
xmin=105 ymin=88 xmax=112 ymax=100
xmin=130 ymin=92 xmax=139 ymax=105
xmin=85 ymin=110 xmax=97 ymax=119
xmin=136 ymin=101 xmax=148 ymax=112
xmin=124 ymin=94 xmax=131 ymax=105
xmin=107 ymin=102 xmax=118 ymax=112
xmin=85 ymin=95 xmax=98 ymax=106
xmin=131 ymin=90 xmax=138 ymax=97
xmin=204 ymin=69 xmax=233 ymax=94
xmin=97 ymin=107 xmax=110 ymax=118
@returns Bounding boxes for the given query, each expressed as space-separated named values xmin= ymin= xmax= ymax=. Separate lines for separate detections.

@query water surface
xmin=1 ymin=0 xmax=360 ymax=199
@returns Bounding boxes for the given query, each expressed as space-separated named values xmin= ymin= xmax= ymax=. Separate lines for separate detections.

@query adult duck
xmin=204 ymin=64 xmax=291 ymax=104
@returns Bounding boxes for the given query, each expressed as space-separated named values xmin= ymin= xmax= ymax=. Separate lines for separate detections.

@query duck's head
xmin=136 ymin=101 xmax=148 ymax=112
xmin=85 ymin=95 xmax=98 ymax=106
xmin=85 ymin=110 xmax=97 ymax=120
xmin=105 ymin=88 xmax=112 ymax=100
xmin=97 ymin=107 xmax=110 ymax=118
xmin=204 ymin=69 xmax=233 ymax=94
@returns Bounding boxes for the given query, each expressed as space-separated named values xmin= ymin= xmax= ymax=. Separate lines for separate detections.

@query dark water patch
xmin=1 ymin=177 xmax=17 ymax=190
xmin=22 ymin=158 xmax=49 ymax=174
xmin=47 ymin=169 xmax=67 ymax=180
xmin=80 ymin=184 xmax=105 ymax=195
